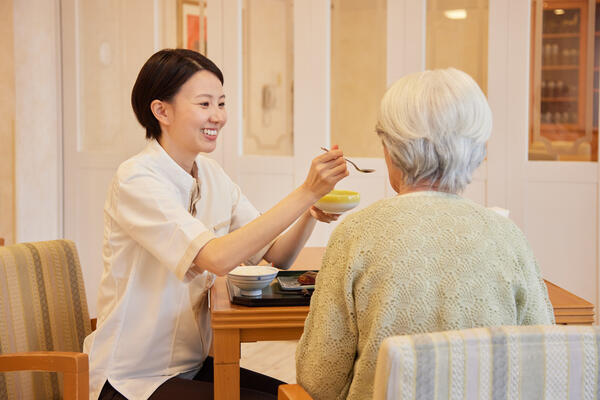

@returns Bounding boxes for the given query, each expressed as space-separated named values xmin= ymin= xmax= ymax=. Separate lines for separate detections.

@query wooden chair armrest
xmin=278 ymin=384 xmax=313 ymax=400
xmin=0 ymin=352 xmax=88 ymax=400
xmin=0 ymin=351 xmax=88 ymax=373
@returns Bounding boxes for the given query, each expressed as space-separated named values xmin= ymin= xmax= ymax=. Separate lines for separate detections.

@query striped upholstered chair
xmin=0 ymin=240 xmax=92 ymax=399
xmin=373 ymin=325 xmax=600 ymax=400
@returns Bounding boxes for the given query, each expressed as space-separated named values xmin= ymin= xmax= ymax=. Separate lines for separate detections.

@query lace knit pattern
xmin=296 ymin=192 xmax=555 ymax=400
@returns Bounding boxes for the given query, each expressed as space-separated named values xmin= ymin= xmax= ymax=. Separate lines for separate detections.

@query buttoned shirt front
xmin=83 ymin=140 xmax=270 ymax=399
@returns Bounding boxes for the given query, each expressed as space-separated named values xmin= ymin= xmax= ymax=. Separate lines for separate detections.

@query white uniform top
xmin=83 ymin=140 xmax=270 ymax=400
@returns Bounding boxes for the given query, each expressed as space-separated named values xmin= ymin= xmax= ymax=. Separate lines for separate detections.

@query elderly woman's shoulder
xmin=341 ymin=198 xmax=394 ymax=222
xmin=340 ymin=193 xmax=524 ymax=235
xmin=334 ymin=197 xmax=413 ymax=235
xmin=460 ymin=197 xmax=529 ymax=240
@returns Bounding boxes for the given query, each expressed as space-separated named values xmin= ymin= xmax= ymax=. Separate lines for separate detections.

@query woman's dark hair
xmin=131 ymin=49 xmax=224 ymax=140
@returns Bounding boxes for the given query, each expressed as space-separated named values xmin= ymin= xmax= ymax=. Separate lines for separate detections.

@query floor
xmin=240 ymin=340 xmax=298 ymax=383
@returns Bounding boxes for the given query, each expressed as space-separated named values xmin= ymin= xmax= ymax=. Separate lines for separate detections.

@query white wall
xmin=13 ymin=0 xmax=62 ymax=242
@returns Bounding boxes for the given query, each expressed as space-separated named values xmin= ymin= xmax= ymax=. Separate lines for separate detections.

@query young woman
xmin=83 ymin=49 xmax=348 ymax=400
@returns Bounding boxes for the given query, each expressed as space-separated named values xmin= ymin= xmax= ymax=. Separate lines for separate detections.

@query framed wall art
xmin=177 ymin=0 xmax=207 ymax=54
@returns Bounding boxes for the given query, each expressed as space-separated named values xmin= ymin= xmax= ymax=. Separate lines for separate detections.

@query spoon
xmin=320 ymin=147 xmax=375 ymax=173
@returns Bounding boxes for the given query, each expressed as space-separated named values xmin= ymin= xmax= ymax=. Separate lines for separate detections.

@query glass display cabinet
xmin=529 ymin=0 xmax=599 ymax=161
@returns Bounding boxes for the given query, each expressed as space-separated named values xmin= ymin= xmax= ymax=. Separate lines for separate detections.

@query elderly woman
xmin=296 ymin=68 xmax=555 ymax=400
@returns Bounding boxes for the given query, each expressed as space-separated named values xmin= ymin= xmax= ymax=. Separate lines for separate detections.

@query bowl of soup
xmin=314 ymin=190 xmax=360 ymax=214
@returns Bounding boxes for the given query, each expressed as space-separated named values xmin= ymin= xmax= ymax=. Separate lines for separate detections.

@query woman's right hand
xmin=302 ymin=145 xmax=349 ymax=200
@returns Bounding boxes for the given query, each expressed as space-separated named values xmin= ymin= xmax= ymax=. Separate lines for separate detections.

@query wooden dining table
xmin=209 ymin=247 xmax=594 ymax=400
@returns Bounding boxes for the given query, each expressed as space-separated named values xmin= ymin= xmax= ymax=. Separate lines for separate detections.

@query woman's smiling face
xmin=160 ymin=70 xmax=227 ymax=158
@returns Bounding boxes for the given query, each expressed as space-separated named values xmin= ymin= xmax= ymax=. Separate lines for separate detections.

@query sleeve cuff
xmin=175 ymin=231 xmax=216 ymax=281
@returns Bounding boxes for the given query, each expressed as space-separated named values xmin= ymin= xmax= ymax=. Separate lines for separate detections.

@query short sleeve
xmin=107 ymin=170 xmax=215 ymax=281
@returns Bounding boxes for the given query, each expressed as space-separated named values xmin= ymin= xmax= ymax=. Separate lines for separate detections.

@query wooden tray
xmin=227 ymin=270 xmax=314 ymax=307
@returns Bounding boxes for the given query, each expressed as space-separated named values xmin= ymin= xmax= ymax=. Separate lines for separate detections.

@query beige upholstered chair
xmin=0 ymin=240 xmax=92 ymax=400
xmin=373 ymin=325 xmax=600 ymax=400
xmin=281 ymin=325 xmax=600 ymax=400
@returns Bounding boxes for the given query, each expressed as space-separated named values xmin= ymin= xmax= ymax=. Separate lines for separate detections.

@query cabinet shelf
xmin=541 ymin=123 xmax=580 ymax=127
xmin=542 ymin=65 xmax=579 ymax=71
xmin=540 ymin=126 xmax=585 ymax=140
xmin=541 ymin=97 xmax=578 ymax=102
xmin=530 ymin=0 xmax=598 ymax=159
xmin=543 ymin=33 xmax=580 ymax=38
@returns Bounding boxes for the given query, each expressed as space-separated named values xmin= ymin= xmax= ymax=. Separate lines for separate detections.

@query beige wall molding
xmin=0 ymin=0 xmax=15 ymax=245
xmin=13 ymin=0 xmax=63 ymax=242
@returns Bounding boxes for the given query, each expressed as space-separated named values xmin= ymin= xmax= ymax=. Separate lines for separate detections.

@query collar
xmin=396 ymin=190 xmax=460 ymax=200
xmin=145 ymin=140 xmax=197 ymax=190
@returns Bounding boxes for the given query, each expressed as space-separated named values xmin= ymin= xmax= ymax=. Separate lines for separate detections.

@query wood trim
xmin=545 ymin=280 xmax=595 ymax=309
xmin=0 ymin=351 xmax=88 ymax=373
xmin=278 ymin=384 xmax=312 ymax=400
xmin=240 ymin=327 xmax=304 ymax=342
xmin=584 ymin=0 xmax=595 ymax=136
xmin=544 ymin=279 xmax=595 ymax=324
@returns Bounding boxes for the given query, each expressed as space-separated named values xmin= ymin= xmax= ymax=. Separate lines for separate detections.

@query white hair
xmin=376 ymin=68 xmax=492 ymax=194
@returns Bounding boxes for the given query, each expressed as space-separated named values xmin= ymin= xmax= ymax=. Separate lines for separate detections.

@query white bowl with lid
xmin=227 ymin=265 xmax=279 ymax=296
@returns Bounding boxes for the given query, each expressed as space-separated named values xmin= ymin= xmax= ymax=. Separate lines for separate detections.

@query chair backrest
xmin=0 ymin=240 xmax=91 ymax=399
xmin=373 ymin=325 xmax=600 ymax=400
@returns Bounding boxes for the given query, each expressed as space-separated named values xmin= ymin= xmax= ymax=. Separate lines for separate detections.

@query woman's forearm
xmin=194 ymin=185 xmax=318 ymax=276
xmin=263 ymin=211 xmax=317 ymax=268
xmin=194 ymin=148 xmax=348 ymax=276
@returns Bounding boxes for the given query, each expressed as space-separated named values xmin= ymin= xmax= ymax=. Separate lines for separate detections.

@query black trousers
xmin=98 ymin=357 xmax=283 ymax=400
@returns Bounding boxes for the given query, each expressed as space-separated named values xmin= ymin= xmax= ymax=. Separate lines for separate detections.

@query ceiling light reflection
xmin=444 ymin=9 xmax=467 ymax=20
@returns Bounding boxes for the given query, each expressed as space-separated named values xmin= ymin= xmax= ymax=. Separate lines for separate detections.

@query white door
xmin=61 ymin=0 xmax=170 ymax=315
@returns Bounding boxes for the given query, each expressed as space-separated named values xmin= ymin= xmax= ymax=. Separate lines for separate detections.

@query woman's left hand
xmin=309 ymin=206 xmax=340 ymax=223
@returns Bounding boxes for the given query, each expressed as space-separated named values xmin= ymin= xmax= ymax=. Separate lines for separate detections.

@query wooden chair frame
xmin=0 ymin=352 xmax=88 ymax=400
xmin=0 ymin=240 xmax=92 ymax=399
xmin=278 ymin=384 xmax=312 ymax=400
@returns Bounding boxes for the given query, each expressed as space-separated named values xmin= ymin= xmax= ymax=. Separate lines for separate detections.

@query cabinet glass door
xmin=529 ymin=0 xmax=597 ymax=161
